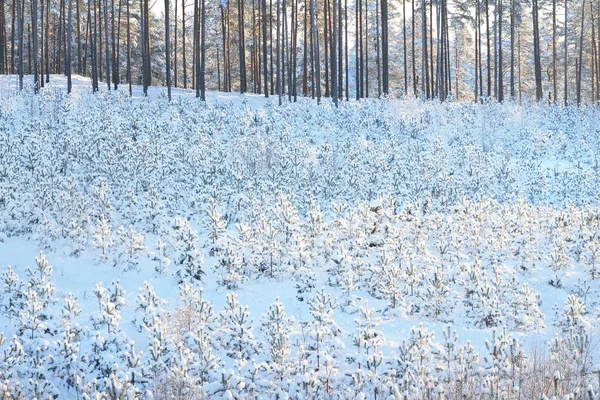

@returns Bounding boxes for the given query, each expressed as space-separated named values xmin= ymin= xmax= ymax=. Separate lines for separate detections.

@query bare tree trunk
xmin=40 ymin=0 xmax=45 ymax=83
xmin=337 ymin=0 xmax=342 ymax=99
xmin=364 ymin=0 xmax=369 ymax=97
xmin=33 ymin=0 xmax=39 ymax=92
xmin=411 ymin=0 xmax=416 ymax=95
xmin=532 ymin=0 xmax=543 ymax=101
xmin=111 ymin=0 xmax=117 ymax=89
xmin=332 ymin=0 xmax=338 ymax=105
xmin=193 ymin=0 xmax=199 ymax=96
xmin=510 ymin=0 xmax=515 ymax=98
xmin=303 ymin=0 xmax=307 ymax=95
xmin=422 ymin=0 xmax=428 ymax=98
xmin=127 ymin=0 xmax=131 ymax=94
xmin=376 ymin=0 xmax=381 ymax=97
xmin=16 ymin=0 xmax=22 ymax=89
xmin=174 ymin=0 xmax=177 ymax=87
xmin=485 ymin=0 xmax=490 ymax=97
xmin=311 ymin=0 xmax=320 ymax=103
xmin=200 ymin=0 xmax=205 ymax=99
xmin=89 ymin=0 xmax=99 ymax=91
xmin=498 ymin=0 xmax=503 ymax=101
xmin=475 ymin=0 xmax=479 ymax=101
xmin=356 ymin=0 xmax=360 ymax=99
xmin=402 ymin=0 xmax=407 ymax=95
xmin=116 ymin=0 xmax=122 ymax=82
xmin=345 ymin=0 xmax=348 ymax=100
xmin=45 ymin=0 xmax=50 ymax=81
xmin=552 ymin=0 xmax=557 ymax=102
xmin=140 ymin=0 xmax=146 ymax=94
xmin=103 ymin=0 xmax=110 ymax=89
xmin=166 ymin=0 xmax=172 ymax=99
xmin=67 ymin=0 xmax=72 ymax=92
xmin=324 ymin=0 xmax=329 ymax=97
xmin=76 ymin=0 xmax=81 ymax=73
xmin=577 ymin=0 xmax=585 ymax=106
xmin=239 ymin=0 xmax=247 ymax=93
xmin=277 ymin=0 xmax=281 ymax=104
xmin=10 ymin=0 xmax=14 ymax=74
xmin=182 ymin=0 xmax=187 ymax=88
xmin=263 ymin=0 xmax=269 ymax=96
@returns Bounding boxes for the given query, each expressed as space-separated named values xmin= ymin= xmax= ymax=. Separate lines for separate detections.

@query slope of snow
xmin=0 ymin=76 xmax=599 ymax=399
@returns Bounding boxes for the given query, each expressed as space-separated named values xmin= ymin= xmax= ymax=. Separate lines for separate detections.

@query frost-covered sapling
xmin=171 ymin=217 xmax=205 ymax=282
xmin=91 ymin=214 xmax=113 ymax=262
xmin=583 ymin=237 xmax=600 ymax=279
xmin=218 ymin=292 xmax=260 ymax=360
xmin=349 ymin=302 xmax=384 ymax=398
xmin=113 ymin=225 xmax=147 ymax=271
xmin=204 ymin=199 xmax=227 ymax=256
xmin=215 ymin=241 xmax=244 ymax=289
xmin=151 ymin=239 xmax=171 ymax=276
xmin=548 ymin=232 xmax=570 ymax=288
xmin=0 ymin=266 xmax=23 ymax=320
xmin=133 ymin=281 xmax=164 ymax=333
xmin=261 ymin=297 xmax=294 ymax=366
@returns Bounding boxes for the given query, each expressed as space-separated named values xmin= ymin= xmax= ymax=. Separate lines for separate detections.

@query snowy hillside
xmin=0 ymin=77 xmax=599 ymax=399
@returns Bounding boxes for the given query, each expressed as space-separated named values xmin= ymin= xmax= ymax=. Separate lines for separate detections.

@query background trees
xmin=1 ymin=0 xmax=600 ymax=104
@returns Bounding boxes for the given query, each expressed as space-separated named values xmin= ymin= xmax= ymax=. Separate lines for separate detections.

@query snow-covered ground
xmin=0 ymin=75 xmax=599 ymax=399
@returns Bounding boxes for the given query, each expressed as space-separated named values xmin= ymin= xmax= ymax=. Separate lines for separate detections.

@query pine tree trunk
xmin=303 ymin=0 xmax=307 ymax=95
xmin=67 ymin=0 xmax=72 ymax=92
xmin=376 ymin=0 xmax=381 ymax=97
xmin=498 ymin=0 xmax=503 ymax=101
xmin=200 ymin=0 xmax=206 ymax=99
xmin=510 ymin=0 xmax=515 ymax=98
xmin=140 ymin=0 xmax=146 ymax=94
xmin=411 ymin=0 xmax=416 ymax=95
xmin=103 ymin=0 xmax=110 ymax=89
xmin=76 ymin=0 xmax=81 ymax=73
xmin=16 ymin=0 xmax=22 ymax=89
xmin=532 ymin=0 xmax=543 ymax=101
xmin=355 ymin=0 xmax=359 ymax=99
xmin=111 ymin=0 xmax=117 ymax=89
xmin=485 ymin=0 xmax=490 ymax=97
xmin=166 ymin=0 xmax=172 ymax=99
xmin=182 ymin=0 xmax=187 ymax=88
xmin=40 ymin=0 xmax=45 ymax=83
xmin=194 ymin=0 xmax=199 ymax=96
xmin=45 ymin=0 xmax=50 ymax=81
xmin=324 ymin=0 xmax=329 ymax=97
xmin=127 ymin=0 xmax=131 ymax=94
xmin=10 ymin=0 xmax=14 ymax=74
xmin=475 ymin=0 xmax=479 ymax=101
xmin=552 ymin=0 xmax=557 ymax=102
xmin=239 ymin=0 xmax=247 ymax=92
xmin=421 ymin=0 xmax=428 ymax=98
xmin=332 ymin=0 xmax=338 ymax=105
xmin=263 ymin=0 xmax=269 ymax=96
xmin=364 ymin=0 xmax=369 ymax=97
xmin=344 ymin=0 xmax=348 ymax=99
xmin=174 ymin=0 xmax=177 ymax=87
xmin=277 ymin=0 xmax=281 ymax=103
xmin=337 ymin=0 xmax=342 ymax=99
xmin=577 ymin=0 xmax=585 ymax=106
xmin=310 ymin=0 xmax=320 ymax=103
xmin=33 ymin=0 xmax=39 ymax=91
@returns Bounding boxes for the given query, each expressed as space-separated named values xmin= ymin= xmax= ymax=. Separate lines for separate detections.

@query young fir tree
xmin=171 ymin=217 xmax=205 ymax=282
xmin=218 ymin=292 xmax=260 ymax=360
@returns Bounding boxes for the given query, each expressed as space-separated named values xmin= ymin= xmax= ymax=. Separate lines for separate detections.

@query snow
xmin=0 ymin=75 xmax=599 ymax=398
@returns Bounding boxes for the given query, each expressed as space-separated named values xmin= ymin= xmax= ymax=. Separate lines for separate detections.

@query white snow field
xmin=0 ymin=75 xmax=599 ymax=399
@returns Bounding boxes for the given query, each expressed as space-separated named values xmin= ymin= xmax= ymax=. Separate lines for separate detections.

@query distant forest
xmin=0 ymin=0 xmax=598 ymax=104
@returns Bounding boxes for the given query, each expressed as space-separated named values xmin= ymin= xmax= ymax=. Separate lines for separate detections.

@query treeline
xmin=0 ymin=0 xmax=599 ymax=104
